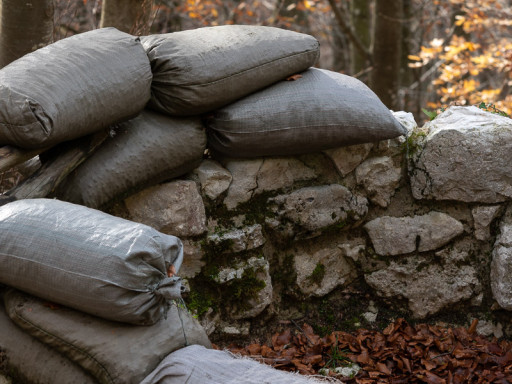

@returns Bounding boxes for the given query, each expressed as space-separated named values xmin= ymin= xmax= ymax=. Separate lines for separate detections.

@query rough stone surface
xmin=269 ymin=184 xmax=368 ymax=239
xmin=214 ymin=257 xmax=272 ymax=320
xmin=222 ymin=158 xmax=316 ymax=209
xmin=125 ymin=180 xmax=207 ymax=237
xmin=491 ymin=206 xmax=512 ymax=311
xmin=365 ymin=257 xmax=480 ymax=318
xmin=195 ymin=159 xmax=232 ymax=200
xmin=392 ymin=110 xmax=417 ymax=134
xmin=323 ymin=143 xmax=373 ymax=177
xmin=355 ymin=156 xmax=402 ymax=207
xmin=208 ymin=224 xmax=265 ymax=254
xmin=475 ymin=320 xmax=504 ymax=339
xmin=472 ymin=205 xmax=503 ymax=241
xmin=364 ymin=212 xmax=464 ymax=256
xmin=180 ymin=240 xmax=205 ymax=278
xmin=410 ymin=106 xmax=512 ymax=203
xmin=223 ymin=159 xmax=262 ymax=210
xmin=255 ymin=158 xmax=316 ymax=192
xmin=294 ymin=245 xmax=357 ymax=297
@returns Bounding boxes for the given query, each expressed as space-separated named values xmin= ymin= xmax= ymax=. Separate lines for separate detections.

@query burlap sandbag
xmin=141 ymin=25 xmax=319 ymax=116
xmin=0 ymin=27 xmax=152 ymax=149
xmin=56 ymin=109 xmax=206 ymax=209
xmin=0 ymin=291 xmax=96 ymax=384
xmin=206 ymin=68 xmax=408 ymax=157
xmin=0 ymin=198 xmax=183 ymax=325
xmin=5 ymin=289 xmax=211 ymax=384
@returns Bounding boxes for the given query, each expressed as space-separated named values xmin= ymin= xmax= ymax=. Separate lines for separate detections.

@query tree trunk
xmin=350 ymin=0 xmax=372 ymax=76
xmin=0 ymin=0 xmax=54 ymax=68
xmin=370 ymin=0 xmax=403 ymax=109
xmin=99 ymin=0 xmax=154 ymax=35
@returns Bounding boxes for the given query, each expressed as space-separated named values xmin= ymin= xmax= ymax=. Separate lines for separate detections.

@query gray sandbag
xmin=0 ymin=27 xmax=152 ymax=149
xmin=55 ymin=109 xmax=206 ymax=209
xmin=206 ymin=68 xmax=408 ymax=157
xmin=141 ymin=345 xmax=325 ymax=384
xmin=141 ymin=25 xmax=319 ymax=116
xmin=0 ymin=198 xmax=183 ymax=325
xmin=0 ymin=291 xmax=96 ymax=384
xmin=5 ymin=289 xmax=211 ymax=384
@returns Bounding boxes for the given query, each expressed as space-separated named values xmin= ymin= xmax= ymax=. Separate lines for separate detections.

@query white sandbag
xmin=141 ymin=25 xmax=319 ymax=116
xmin=141 ymin=345 xmax=326 ymax=384
xmin=206 ymin=68 xmax=407 ymax=157
xmin=5 ymin=289 xmax=211 ymax=384
xmin=0 ymin=28 xmax=152 ymax=149
xmin=0 ymin=198 xmax=183 ymax=325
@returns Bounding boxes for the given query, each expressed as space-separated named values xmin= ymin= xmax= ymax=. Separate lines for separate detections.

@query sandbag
xmin=206 ymin=68 xmax=408 ymax=157
xmin=141 ymin=345 xmax=325 ymax=384
xmin=55 ymin=109 xmax=206 ymax=209
xmin=0 ymin=291 xmax=96 ymax=384
xmin=5 ymin=289 xmax=211 ymax=384
xmin=141 ymin=25 xmax=319 ymax=116
xmin=0 ymin=198 xmax=183 ymax=325
xmin=0 ymin=27 xmax=152 ymax=149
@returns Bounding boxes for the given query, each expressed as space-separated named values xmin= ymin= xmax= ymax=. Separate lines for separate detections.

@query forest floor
xmin=220 ymin=318 xmax=512 ymax=383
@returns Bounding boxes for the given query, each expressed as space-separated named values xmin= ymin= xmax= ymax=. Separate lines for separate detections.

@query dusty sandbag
xmin=0 ymin=291 xmax=96 ymax=384
xmin=0 ymin=198 xmax=183 ymax=325
xmin=141 ymin=25 xmax=319 ymax=116
xmin=55 ymin=109 xmax=206 ymax=209
xmin=206 ymin=68 xmax=408 ymax=157
xmin=5 ymin=289 xmax=211 ymax=384
xmin=0 ymin=27 xmax=152 ymax=149
xmin=141 ymin=345 xmax=325 ymax=384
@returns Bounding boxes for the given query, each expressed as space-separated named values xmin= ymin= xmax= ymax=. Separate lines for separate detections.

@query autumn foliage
xmin=225 ymin=318 xmax=512 ymax=383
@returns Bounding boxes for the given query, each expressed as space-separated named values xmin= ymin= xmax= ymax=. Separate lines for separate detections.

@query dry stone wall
xmin=113 ymin=106 xmax=512 ymax=340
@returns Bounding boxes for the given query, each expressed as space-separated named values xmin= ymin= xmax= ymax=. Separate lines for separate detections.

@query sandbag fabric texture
xmin=206 ymin=68 xmax=408 ymax=157
xmin=0 ymin=27 xmax=152 ymax=149
xmin=56 ymin=109 xmax=206 ymax=209
xmin=0 ymin=289 xmax=97 ymax=384
xmin=141 ymin=25 xmax=319 ymax=116
xmin=4 ymin=289 xmax=211 ymax=384
xmin=0 ymin=198 xmax=183 ymax=325
xmin=141 ymin=345 xmax=327 ymax=384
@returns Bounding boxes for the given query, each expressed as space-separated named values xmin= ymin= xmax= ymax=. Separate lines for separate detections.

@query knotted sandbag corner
xmin=0 ymin=198 xmax=183 ymax=325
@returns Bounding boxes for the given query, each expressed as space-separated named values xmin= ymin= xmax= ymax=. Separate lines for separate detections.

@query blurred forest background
xmin=1 ymin=0 xmax=512 ymax=123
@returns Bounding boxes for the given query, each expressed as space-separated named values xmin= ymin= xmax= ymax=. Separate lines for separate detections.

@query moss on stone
xmin=309 ymin=262 xmax=326 ymax=285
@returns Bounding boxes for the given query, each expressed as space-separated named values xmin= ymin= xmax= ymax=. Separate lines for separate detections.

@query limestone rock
xmin=256 ymin=158 xmax=316 ymax=192
xmin=365 ymin=257 xmax=480 ymax=318
xmin=410 ymin=106 xmax=512 ymax=203
xmin=222 ymin=157 xmax=316 ymax=210
xmin=180 ymin=240 xmax=205 ymax=278
xmin=472 ymin=205 xmax=503 ymax=241
xmin=213 ymin=257 xmax=272 ymax=319
xmin=269 ymin=184 xmax=368 ymax=239
xmin=294 ymin=245 xmax=357 ymax=297
xmin=195 ymin=159 xmax=232 ymax=200
xmin=491 ymin=206 xmax=512 ymax=311
xmin=364 ymin=212 xmax=464 ymax=256
xmin=355 ymin=156 xmax=402 ymax=207
xmin=125 ymin=180 xmax=207 ymax=237
xmin=475 ymin=320 xmax=504 ymax=339
xmin=208 ymin=224 xmax=265 ymax=254
xmin=323 ymin=143 xmax=373 ymax=177
xmin=223 ymin=159 xmax=262 ymax=210
xmin=392 ymin=111 xmax=417 ymax=134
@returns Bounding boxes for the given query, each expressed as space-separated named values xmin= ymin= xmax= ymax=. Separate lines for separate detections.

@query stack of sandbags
xmin=0 ymin=199 xmax=211 ymax=384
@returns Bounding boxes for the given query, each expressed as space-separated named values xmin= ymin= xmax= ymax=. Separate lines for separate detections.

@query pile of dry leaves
xmin=224 ymin=318 xmax=512 ymax=383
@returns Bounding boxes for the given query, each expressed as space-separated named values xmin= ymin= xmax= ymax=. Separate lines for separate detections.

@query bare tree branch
xmin=326 ymin=0 xmax=372 ymax=64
